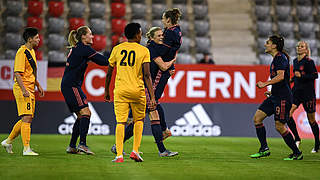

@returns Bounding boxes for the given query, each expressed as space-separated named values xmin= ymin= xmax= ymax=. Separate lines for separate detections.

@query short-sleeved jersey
xmin=14 ymin=45 xmax=37 ymax=96
xmin=270 ymin=52 xmax=291 ymax=99
xmin=292 ymin=56 xmax=318 ymax=95
xmin=109 ymin=42 xmax=150 ymax=102
xmin=61 ymin=42 xmax=108 ymax=88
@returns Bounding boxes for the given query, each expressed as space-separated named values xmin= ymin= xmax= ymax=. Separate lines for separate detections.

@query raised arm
xmin=257 ymin=70 xmax=285 ymax=89
xmin=154 ymin=56 xmax=175 ymax=71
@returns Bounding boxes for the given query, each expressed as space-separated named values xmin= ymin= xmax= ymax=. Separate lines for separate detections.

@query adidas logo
xmin=170 ymin=104 xmax=221 ymax=136
xmin=58 ymin=102 xmax=110 ymax=135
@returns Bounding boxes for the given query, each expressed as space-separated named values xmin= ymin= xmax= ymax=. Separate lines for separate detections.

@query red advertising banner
xmin=1 ymin=64 xmax=320 ymax=104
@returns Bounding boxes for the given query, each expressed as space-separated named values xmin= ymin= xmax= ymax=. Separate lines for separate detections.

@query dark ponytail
xmin=269 ymin=35 xmax=290 ymax=60
xmin=164 ymin=8 xmax=182 ymax=25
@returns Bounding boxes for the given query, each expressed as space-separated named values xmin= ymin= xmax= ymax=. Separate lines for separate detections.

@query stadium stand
xmin=0 ymin=0 xmax=253 ymax=65
xmin=27 ymin=0 xmax=43 ymax=17
xmin=253 ymin=0 xmax=320 ymax=64
xmin=48 ymin=1 xmax=64 ymax=17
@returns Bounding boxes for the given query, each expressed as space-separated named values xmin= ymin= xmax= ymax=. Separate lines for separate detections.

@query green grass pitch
xmin=0 ymin=134 xmax=319 ymax=180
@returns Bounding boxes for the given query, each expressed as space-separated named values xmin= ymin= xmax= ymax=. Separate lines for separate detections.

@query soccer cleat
xmin=23 ymin=147 xmax=39 ymax=156
xmin=77 ymin=144 xmax=95 ymax=155
xmin=110 ymin=144 xmax=126 ymax=155
xmin=130 ymin=151 xmax=143 ymax=162
xmin=311 ymin=148 xmax=319 ymax=153
xmin=159 ymin=149 xmax=178 ymax=157
xmin=250 ymin=148 xmax=270 ymax=158
xmin=112 ymin=156 xmax=124 ymax=163
xmin=1 ymin=139 xmax=13 ymax=154
xmin=283 ymin=152 xmax=303 ymax=160
xmin=295 ymin=141 xmax=301 ymax=149
xmin=162 ymin=129 xmax=172 ymax=141
xmin=66 ymin=146 xmax=80 ymax=154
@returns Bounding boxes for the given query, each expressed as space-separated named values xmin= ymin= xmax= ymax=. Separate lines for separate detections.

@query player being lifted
xmin=104 ymin=23 xmax=157 ymax=163
xmin=61 ymin=26 xmax=109 ymax=155
xmin=250 ymin=35 xmax=303 ymax=160
xmin=287 ymin=41 xmax=319 ymax=153
xmin=1 ymin=27 xmax=44 ymax=155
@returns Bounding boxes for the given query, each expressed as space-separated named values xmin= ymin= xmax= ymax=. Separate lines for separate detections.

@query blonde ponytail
xmin=67 ymin=26 xmax=90 ymax=48
xmin=67 ymin=30 xmax=78 ymax=48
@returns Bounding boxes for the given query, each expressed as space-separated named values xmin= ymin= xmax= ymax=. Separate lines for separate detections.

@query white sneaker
xmin=1 ymin=139 xmax=13 ymax=154
xmin=23 ymin=147 xmax=39 ymax=156
xmin=295 ymin=141 xmax=301 ymax=149
xmin=311 ymin=148 xmax=319 ymax=153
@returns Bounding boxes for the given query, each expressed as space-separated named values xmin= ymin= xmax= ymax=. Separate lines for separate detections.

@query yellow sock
xmin=133 ymin=121 xmax=144 ymax=153
xmin=115 ymin=123 xmax=125 ymax=157
xmin=21 ymin=122 xmax=31 ymax=149
xmin=7 ymin=119 xmax=22 ymax=143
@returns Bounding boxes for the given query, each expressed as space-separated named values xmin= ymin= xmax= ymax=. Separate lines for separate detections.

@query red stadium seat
xmin=111 ymin=0 xmax=124 ymax=2
xmin=69 ymin=18 xmax=85 ymax=31
xmin=111 ymin=35 xmax=119 ymax=47
xmin=111 ymin=35 xmax=127 ymax=47
xmin=35 ymin=34 xmax=44 ymax=49
xmin=48 ymin=1 xmax=64 ymax=17
xmin=111 ymin=3 xmax=126 ymax=18
xmin=92 ymin=35 xmax=106 ymax=51
xmin=27 ymin=17 xmax=43 ymax=31
xmin=35 ymin=50 xmax=43 ymax=60
xmin=111 ymin=19 xmax=127 ymax=35
xmin=28 ymin=0 xmax=43 ymax=16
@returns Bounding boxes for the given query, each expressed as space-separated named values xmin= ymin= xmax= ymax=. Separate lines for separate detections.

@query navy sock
xmin=255 ymin=124 xmax=268 ymax=149
xmin=151 ymin=120 xmax=166 ymax=153
xmin=281 ymin=130 xmax=300 ymax=154
xmin=123 ymin=123 xmax=134 ymax=142
xmin=287 ymin=117 xmax=301 ymax=141
xmin=157 ymin=104 xmax=167 ymax=131
xmin=310 ymin=121 xmax=319 ymax=149
xmin=69 ymin=118 xmax=80 ymax=148
xmin=79 ymin=115 xmax=90 ymax=146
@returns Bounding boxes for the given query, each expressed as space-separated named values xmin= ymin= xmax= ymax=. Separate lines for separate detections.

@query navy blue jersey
xmin=147 ymin=40 xmax=162 ymax=80
xmin=292 ymin=56 xmax=318 ymax=95
xmin=61 ymin=42 xmax=108 ymax=87
xmin=160 ymin=25 xmax=182 ymax=62
xmin=270 ymin=52 xmax=291 ymax=98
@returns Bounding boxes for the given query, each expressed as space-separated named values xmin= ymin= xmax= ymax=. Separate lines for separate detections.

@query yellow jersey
xmin=109 ymin=42 xmax=150 ymax=102
xmin=13 ymin=45 xmax=37 ymax=97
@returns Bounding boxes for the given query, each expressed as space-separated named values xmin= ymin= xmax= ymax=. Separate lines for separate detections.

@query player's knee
xmin=22 ymin=115 xmax=33 ymax=123
xmin=307 ymin=113 xmax=316 ymax=124
xmin=253 ymin=115 xmax=262 ymax=125
xmin=79 ymin=107 xmax=91 ymax=117
xmin=275 ymin=121 xmax=286 ymax=134
xmin=151 ymin=120 xmax=160 ymax=125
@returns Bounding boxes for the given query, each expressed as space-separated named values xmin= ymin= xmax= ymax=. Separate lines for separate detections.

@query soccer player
xmin=287 ymin=41 xmax=319 ymax=153
xmin=110 ymin=27 xmax=178 ymax=157
xmin=104 ymin=23 xmax=157 ymax=163
xmin=1 ymin=27 xmax=44 ymax=156
xmin=158 ymin=8 xmax=182 ymax=134
xmin=250 ymin=35 xmax=303 ymax=160
xmin=61 ymin=26 xmax=108 ymax=155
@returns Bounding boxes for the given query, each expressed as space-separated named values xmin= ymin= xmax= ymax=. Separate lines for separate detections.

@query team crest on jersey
xmin=299 ymin=66 xmax=304 ymax=71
